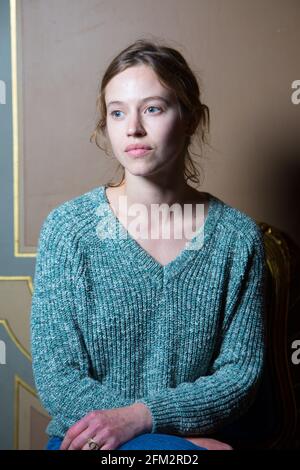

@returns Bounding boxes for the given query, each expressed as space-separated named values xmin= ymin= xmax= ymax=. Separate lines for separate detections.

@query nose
xmin=127 ymin=111 xmax=146 ymax=136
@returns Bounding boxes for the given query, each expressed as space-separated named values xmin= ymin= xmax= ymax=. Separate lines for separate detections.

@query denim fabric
xmin=45 ymin=436 xmax=63 ymax=450
xmin=116 ymin=433 xmax=208 ymax=450
xmin=45 ymin=433 xmax=208 ymax=450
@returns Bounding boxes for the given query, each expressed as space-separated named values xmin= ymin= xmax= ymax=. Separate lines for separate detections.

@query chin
xmin=125 ymin=161 xmax=156 ymax=173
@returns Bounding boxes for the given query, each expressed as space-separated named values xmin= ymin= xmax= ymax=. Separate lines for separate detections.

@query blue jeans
xmin=45 ymin=433 xmax=208 ymax=450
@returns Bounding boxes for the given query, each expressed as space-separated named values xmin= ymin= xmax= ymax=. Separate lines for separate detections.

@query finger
xmin=60 ymin=419 xmax=90 ymax=450
xmin=68 ymin=428 xmax=99 ymax=451
xmin=81 ymin=432 xmax=107 ymax=450
xmin=81 ymin=435 xmax=105 ymax=451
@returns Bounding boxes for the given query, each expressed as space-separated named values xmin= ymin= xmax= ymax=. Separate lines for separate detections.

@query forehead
xmin=105 ymin=65 xmax=172 ymax=102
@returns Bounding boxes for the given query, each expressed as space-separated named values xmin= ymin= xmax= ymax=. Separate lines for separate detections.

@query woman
xmin=31 ymin=38 xmax=266 ymax=451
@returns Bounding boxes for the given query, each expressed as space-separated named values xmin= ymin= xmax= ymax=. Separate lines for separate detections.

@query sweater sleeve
xmin=30 ymin=209 xmax=133 ymax=430
xmin=134 ymin=226 xmax=267 ymax=435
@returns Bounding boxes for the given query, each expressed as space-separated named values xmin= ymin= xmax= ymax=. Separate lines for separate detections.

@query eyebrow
xmin=107 ymin=95 xmax=170 ymax=108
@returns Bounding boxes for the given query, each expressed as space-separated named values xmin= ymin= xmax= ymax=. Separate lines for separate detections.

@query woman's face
xmin=104 ymin=64 xmax=188 ymax=178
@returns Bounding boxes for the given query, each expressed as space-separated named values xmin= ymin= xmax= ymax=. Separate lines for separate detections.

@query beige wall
xmin=18 ymin=0 xmax=300 ymax=248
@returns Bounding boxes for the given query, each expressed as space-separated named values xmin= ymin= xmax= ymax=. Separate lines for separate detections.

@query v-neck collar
xmin=95 ymin=185 xmax=224 ymax=286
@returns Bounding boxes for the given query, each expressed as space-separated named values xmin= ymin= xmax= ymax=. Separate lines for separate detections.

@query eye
xmin=109 ymin=106 xmax=162 ymax=119
xmin=110 ymin=110 xmax=124 ymax=118
xmin=145 ymin=106 xmax=162 ymax=114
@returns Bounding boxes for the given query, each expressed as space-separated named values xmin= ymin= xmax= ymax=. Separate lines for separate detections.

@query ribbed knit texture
xmin=30 ymin=185 xmax=266 ymax=439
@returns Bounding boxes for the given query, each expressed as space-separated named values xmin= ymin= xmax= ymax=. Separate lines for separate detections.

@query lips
xmin=125 ymin=144 xmax=152 ymax=152
xmin=126 ymin=148 xmax=152 ymax=157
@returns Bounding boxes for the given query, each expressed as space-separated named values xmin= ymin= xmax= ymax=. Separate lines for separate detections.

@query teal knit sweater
xmin=30 ymin=185 xmax=266 ymax=439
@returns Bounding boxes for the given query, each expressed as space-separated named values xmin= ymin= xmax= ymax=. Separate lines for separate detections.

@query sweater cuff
xmin=134 ymin=395 xmax=182 ymax=434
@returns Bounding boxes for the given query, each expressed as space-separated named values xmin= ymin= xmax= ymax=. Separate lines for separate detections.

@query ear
xmin=185 ymin=120 xmax=194 ymax=136
xmin=186 ymin=115 xmax=198 ymax=136
xmin=182 ymin=107 xmax=195 ymax=136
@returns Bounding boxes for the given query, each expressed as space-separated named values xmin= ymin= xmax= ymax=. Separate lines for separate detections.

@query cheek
xmin=105 ymin=121 xmax=117 ymax=140
xmin=155 ymin=116 xmax=185 ymax=147
xmin=105 ymin=122 xmax=123 ymax=150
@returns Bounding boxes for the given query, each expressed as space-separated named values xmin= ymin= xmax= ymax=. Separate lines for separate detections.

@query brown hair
xmin=90 ymin=38 xmax=210 ymax=188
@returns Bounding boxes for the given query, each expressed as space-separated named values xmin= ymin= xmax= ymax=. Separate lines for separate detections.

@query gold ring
xmin=87 ymin=437 xmax=101 ymax=450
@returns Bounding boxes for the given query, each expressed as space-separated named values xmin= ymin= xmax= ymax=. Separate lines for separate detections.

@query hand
xmin=184 ymin=436 xmax=233 ymax=450
xmin=60 ymin=403 xmax=152 ymax=450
